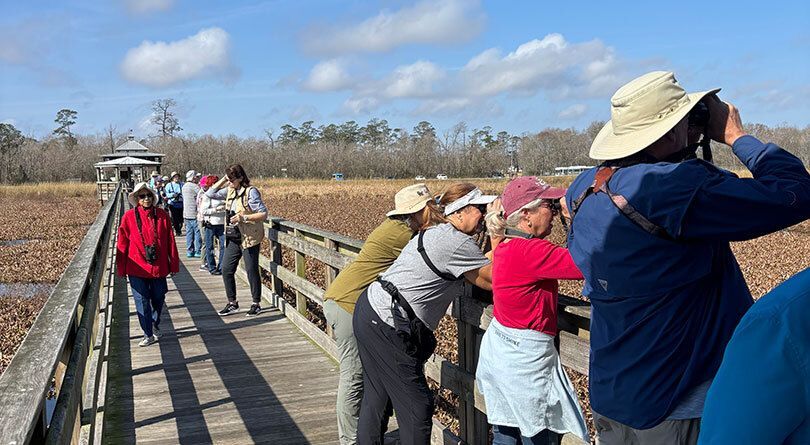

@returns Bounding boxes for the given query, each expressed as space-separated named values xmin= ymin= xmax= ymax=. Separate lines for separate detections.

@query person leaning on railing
xmin=323 ymin=183 xmax=445 ymax=445
xmin=475 ymin=177 xmax=589 ymax=445
xmin=353 ymin=182 xmax=495 ymax=445
xmin=206 ymin=164 xmax=268 ymax=317
xmin=565 ymin=71 xmax=810 ymax=445
xmin=116 ymin=182 xmax=180 ymax=347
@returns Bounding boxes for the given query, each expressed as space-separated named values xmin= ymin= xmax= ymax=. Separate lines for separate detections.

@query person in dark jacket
xmin=117 ymin=182 xmax=180 ymax=347
xmin=565 ymin=71 xmax=810 ymax=444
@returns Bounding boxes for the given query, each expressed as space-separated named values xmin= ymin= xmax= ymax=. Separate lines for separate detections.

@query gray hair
xmin=487 ymin=199 xmax=544 ymax=237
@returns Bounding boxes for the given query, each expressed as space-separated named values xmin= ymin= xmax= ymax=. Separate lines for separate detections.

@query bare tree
xmin=151 ymin=99 xmax=182 ymax=137
xmin=105 ymin=124 xmax=117 ymax=152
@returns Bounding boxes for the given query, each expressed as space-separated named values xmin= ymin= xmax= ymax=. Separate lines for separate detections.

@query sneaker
xmin=246 ymin=304 xmax=262 ymax=317
xmin=186 ymin=253 xmax=194 ymax=258
xmin=210 ymin=270 xmax=222 ymax=276
xmin=218 ymin=302 xmax=239 ymax=316
xmin=194 ymin=252 xmax=202 ymax=258
xmin=138 ymin=335 xmax=158 ymax=347
xmin=153 ymin=324 xmax=161 ymax=338
xmin=199 ymin=264 xmax=208 ymax=271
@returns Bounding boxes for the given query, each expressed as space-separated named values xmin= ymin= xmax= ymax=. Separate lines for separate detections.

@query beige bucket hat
xmin=590 ymin=71 xmax=720 ymax=160
xmin=387 ymin=183 xmax=432 ymax=217
xmin=128 ymin=182 xmax=156 ymax=207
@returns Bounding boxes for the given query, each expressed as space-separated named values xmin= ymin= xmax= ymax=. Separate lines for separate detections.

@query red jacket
xmin=116 ymin=206 xmax=180 ymax=278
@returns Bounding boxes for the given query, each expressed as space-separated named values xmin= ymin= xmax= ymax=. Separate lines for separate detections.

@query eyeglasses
xmin=538 ymin=200 xmax=560 ymax=216
xmin=137 ymin=193 xmax=152 ymax=199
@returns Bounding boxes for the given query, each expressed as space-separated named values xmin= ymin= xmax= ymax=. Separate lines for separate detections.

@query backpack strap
xmin=416 ymin=230 xmax=461 ymax=281
xmin=570 ymin=166 xmax=673 ymax=241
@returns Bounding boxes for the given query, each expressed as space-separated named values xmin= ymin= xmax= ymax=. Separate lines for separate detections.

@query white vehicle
xmin=436 ymin=174 xmax=448 ymax=180
xmin=415 ymin=175 xmax=426 ymax=180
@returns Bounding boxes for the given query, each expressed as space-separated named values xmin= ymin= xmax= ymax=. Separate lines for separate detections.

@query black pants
xmin=169 ymin=205 xmax=183 ymax=235
xmin=221 ymin=238 xmax=262 ymax=304
xmin=353 ymin=291 xmax=435 ymax=445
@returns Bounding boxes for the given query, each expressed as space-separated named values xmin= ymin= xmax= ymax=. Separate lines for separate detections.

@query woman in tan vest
xmin=206 ymin=164 xmax=268 ymax=316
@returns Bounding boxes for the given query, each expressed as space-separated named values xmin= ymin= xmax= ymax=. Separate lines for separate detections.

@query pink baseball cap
xmin=501 ymin=176 xmax=567 ymax=218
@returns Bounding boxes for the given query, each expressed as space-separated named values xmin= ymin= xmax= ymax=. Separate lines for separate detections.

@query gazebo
xmin=95 ymin=132 xmax=165 ymax=202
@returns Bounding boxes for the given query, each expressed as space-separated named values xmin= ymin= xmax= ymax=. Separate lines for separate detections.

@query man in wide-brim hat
xmin=564 ymin=71 xmax=810 ymax=444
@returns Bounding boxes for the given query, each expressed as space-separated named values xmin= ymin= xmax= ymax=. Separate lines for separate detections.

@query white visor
xmin=443 ymin=188 xmax=497 ymax=216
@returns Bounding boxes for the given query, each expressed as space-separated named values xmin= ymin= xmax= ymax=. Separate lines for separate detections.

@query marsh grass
xmin=0 ymin=182 xmax=96 ymax=200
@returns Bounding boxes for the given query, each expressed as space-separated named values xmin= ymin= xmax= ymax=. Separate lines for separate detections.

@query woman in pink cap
xmin=476 ymin=176 xmax=589 ymax=445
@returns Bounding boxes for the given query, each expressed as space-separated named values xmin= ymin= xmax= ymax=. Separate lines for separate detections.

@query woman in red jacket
xmin=117 ymin=182 xmax=180 ymax=347
xmin=476 ymin=176 xmax=589 ymax=445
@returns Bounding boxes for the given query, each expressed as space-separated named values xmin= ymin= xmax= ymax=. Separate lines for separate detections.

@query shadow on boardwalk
xmin=104 ymin=239 xmax=340 ymax=445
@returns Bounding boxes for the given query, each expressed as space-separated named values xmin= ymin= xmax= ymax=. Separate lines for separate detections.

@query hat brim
xmin=589 ymin=88 xmax=720 ymax=160
xmin=538 ymin=186 xmax=567 ymax=200
xmin=386 ymin=198 xmax=430 ymax=217
xmin=469 ymin=195 xmax=498 ymax=205
xmin=128 ymin=184 xmax=156 ymax=207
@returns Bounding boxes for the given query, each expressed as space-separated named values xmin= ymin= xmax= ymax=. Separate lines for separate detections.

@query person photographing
xmin=206 ymin=164 xmax=268 ymax=317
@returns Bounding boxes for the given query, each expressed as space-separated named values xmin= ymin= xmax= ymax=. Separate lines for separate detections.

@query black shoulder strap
xmin=133 ymin=207 xmax=158 ymax=246
xmin=416 ymin=230 xmax=461 ymax=281
xmin=569 ymin=166 xmax=673 ymax=241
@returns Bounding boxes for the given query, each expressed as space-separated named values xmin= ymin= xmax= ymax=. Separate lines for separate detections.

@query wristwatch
xmin=241 ymin=215 xmax=248 ymax=223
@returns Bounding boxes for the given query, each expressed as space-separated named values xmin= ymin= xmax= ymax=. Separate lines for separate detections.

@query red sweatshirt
xmin=491 ymin=237 xmax=583 ymax=336
xmin=116 ymin=206 xmax=180 ymax=278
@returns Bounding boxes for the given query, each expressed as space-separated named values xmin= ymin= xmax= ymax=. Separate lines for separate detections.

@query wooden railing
xmin=0 ymin=184 xmax=124 ymax=445
xmin=236 ymin=217 xmax=592 ymax=445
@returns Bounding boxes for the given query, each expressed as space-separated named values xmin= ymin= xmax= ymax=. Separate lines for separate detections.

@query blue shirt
xmin=565 ymin=136 xmax=810 ymax=429
xmin=699 ymin=268 xmax=810 ymax=445
xmin=164 ymin=182 xmax=183 ymax=208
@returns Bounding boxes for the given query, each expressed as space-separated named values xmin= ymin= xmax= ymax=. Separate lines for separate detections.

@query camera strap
xmin=416 ymin=230 xmax=461 ymax=281
xmin=134 ymin=207 xmax=158 ymax=247
xmin=570 ymin=166 xmax=672 ymax=241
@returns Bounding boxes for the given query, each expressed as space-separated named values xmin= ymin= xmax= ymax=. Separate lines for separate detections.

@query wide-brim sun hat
xmin=150 ymin=171 xmax=159 ymax=177
xmin=387 ymin=183 xmax=432 ymax=217
xmin=128 ymin=182 xmax=156 ymax=207
xmin=443 ymin=188 xmax=498 ymax=216
xmin=590 ymin=71 xmax=720 ymax=160
xmin=170 ymin=171 xmax=179 ymax=179
xmin=186 ymin=170 xmax=197 ymax=181
xmin=502 ymin=176 xmax=567 ymax=218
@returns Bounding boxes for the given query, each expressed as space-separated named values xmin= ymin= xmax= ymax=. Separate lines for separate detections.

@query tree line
xmin=1 ymin=100 xmax=808 ymax=184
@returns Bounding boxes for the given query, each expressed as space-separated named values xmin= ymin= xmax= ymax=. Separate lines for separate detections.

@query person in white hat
xmin=181 ymin=170 xmax=202 ymax=258
xmin=353 ymin=182 xmax=496 ymax=445
xmin=322 ymin=183 xmax=444 ymax=445
xmin=116 ymin=182 xmax=180 ymax=347
xmin=564 ymin=71 xmax=810 ymax=444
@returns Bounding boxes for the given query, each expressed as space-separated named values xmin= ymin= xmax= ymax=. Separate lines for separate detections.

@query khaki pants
xmin=324 ymin=299 xmax=364 ymax=445
xmin=593 ymin=412 xmax=700 ymax=445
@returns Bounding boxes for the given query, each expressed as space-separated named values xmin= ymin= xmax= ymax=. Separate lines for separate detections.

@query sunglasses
xmin=137 ymin=193 xmax=152 ymax=199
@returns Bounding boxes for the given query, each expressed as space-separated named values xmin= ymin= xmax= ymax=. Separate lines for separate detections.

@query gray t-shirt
xmin=182 ymin=182 xmax=200 ymax=219
xmin=367 ymin=223 xmax=490 ymax=331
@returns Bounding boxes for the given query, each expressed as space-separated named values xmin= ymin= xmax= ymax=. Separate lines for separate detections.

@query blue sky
xmin=1 ymin=0 xmax=808 ymax=139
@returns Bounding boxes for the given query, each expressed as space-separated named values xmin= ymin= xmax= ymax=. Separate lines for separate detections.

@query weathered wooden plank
xmin=257 ymin=255 xmax=326 ymax=305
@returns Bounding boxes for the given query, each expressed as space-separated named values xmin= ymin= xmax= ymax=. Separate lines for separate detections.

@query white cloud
xmin=379 ymin=61 xmax=445 ymax=98
xmin=120 ymin=28 xmax=236 ymax=87
xmin=302 ymin=60 xmax=354 ymax=92
xmin=303 ymin=0 xmax=485 ymax=55
xmin=125 ymin=0 xmax=175 ymax=15
xmin=558 ymin=104 xmax=588 ymax=119
xmin=460 ymin=34 xmax=622 ymax=99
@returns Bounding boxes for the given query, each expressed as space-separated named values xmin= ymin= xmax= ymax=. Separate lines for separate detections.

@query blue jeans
xmin=184 ymin=219 xmax=202 ymax=255
xmin=129 ymin=276 xmax=168 ymax=338
xmin=492 ymin=425 xmax=561 ymax=445
xmin=205 ymin=224 xmax=225 ymax=273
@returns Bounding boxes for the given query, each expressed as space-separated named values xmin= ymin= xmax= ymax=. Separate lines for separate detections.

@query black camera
xmin=225 ymin=211 xmax=241 ymax=239
xmin=688 ymin=100 xmax=710 ymax=128
xmin=144 ymin=245 xmax=157 ymax=264
xmin=687 ymin=100 xmax=713 ymax=163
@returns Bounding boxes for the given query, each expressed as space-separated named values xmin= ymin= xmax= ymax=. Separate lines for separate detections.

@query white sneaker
xmin=138 ymin=335 xmax=158 ymax=347
xmin=153 ymin=325 xmax=161 ymax=338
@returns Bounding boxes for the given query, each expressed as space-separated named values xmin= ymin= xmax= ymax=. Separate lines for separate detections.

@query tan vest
xmin=226 ymin=186 xmax=266 ymax=249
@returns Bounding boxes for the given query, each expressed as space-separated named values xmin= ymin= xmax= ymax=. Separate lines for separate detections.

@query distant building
xmin=554 ymin=165 xmax=593 ymax=176
xmin=94 ymin=131 xmax=165 ymax=201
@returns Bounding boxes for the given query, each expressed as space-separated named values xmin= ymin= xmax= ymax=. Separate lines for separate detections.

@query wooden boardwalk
xmin=104 ymin=236 xmax=341 ymax=445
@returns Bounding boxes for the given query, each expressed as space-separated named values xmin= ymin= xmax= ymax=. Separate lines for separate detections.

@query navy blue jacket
xmin=565 ymin=135 xmax=810 ymax=428
xmin=699 ymin=267 xmax=810 ymax=444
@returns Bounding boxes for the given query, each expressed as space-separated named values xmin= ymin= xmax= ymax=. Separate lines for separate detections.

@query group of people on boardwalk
xmin=115 ymin=70 xmax=810 ymax=445
xmin=116 ymin=164 xmax=269 ymax=346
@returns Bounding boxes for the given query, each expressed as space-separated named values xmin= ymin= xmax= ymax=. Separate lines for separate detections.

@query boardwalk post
xmin=455 ymin=283 xmax=488 ymax=445
xmin=293 ymin=228 xmax=308 ymax=317
xmin=323 ymin=237 xmax=338 ymax=337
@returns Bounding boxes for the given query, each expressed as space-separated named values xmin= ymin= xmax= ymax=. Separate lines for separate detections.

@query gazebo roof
xmin=95 ymin=156 xmax=161 ymax=167
xmin=99 ymin=132 xmax=165 ymax=158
